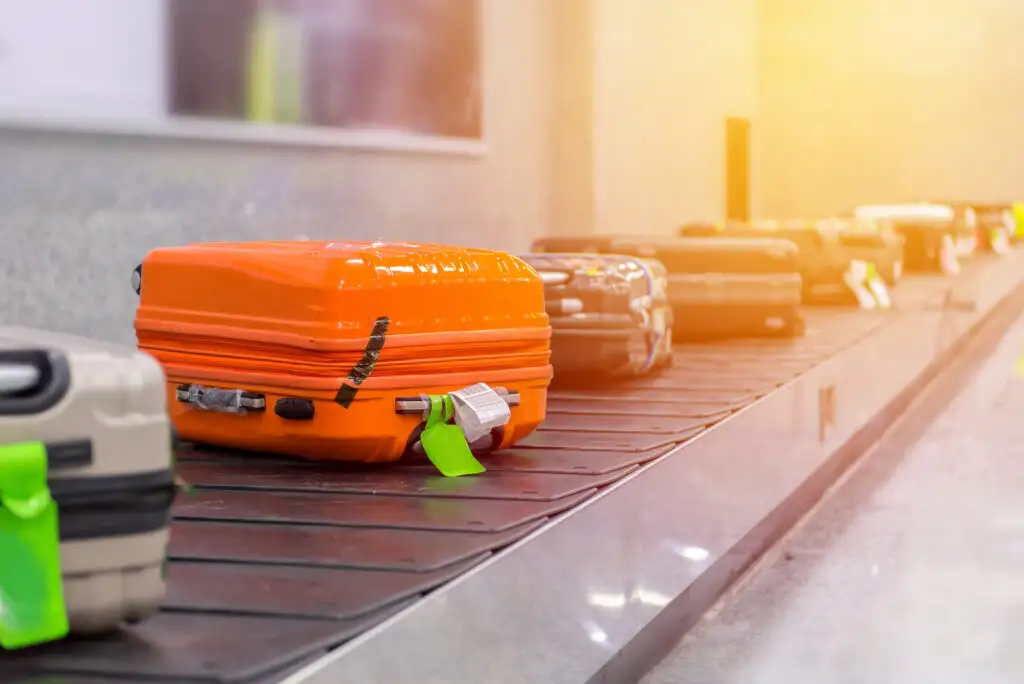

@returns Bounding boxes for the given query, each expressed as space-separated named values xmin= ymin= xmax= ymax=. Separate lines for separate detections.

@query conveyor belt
xmin=0 ymin=262 xmax=998 ymax=684
xmin=643 ymin=267 xmax=1024 ymax=684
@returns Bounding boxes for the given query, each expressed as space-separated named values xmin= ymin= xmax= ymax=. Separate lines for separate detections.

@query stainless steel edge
xmin=283 ymin=253 xmax=1024 ymax=684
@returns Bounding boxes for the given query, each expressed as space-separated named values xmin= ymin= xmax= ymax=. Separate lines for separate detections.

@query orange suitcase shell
xmin=133 ymin=241 xmax=552 ymax=463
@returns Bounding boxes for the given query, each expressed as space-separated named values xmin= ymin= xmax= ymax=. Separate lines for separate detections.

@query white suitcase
xmin=0 ymin=327 xmax=174 ymax=647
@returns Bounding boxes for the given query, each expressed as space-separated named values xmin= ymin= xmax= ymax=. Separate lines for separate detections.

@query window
xmin=168 ymin=0 xmax=483 ymax=140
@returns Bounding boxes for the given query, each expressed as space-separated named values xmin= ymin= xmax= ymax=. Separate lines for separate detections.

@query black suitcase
xmin=853 ymin=204 xmax=968 ymax=274
xmin=520 ymin=254 xmax=673 ymax=380
xmin=530 ymin=235 xmax=805 ymax=339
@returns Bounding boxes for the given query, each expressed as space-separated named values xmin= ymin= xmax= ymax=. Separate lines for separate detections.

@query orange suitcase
xmin=132 ymin=241 xmax=552 ymax=463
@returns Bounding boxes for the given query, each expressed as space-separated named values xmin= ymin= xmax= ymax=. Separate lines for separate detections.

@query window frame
xmin=0 ymin=109 xmax=487 ymax=156
xmin=0 ymin=0 xmax=487 ymax=157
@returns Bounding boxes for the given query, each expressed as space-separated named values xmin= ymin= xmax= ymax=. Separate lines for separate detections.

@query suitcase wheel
xmin=403 ymin=424 xmax=505 ymax=459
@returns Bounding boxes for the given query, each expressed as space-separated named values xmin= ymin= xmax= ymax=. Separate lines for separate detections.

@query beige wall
xmin=548 ymin=0 xmax=595 ymax=236
xmin=757 ymin=0 xmax=1024 ymax=218
xmin=592 ymin=0 xmax=758 ymax=234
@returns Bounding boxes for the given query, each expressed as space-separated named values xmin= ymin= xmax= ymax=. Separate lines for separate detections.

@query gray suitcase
xmin=0 ymin=328 xmax=174 ymax=643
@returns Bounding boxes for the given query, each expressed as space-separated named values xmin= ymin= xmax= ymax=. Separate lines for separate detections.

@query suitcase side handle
xmin=175 ymin=384 xmax=266 ymax=413
xmin=394 ymin=389 xmax=520 ymax=416
xmin=0 ymin=349 xmax=72 ymax=417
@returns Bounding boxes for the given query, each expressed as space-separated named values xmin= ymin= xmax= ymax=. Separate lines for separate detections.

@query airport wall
xmin=757 ymin=0 xmax=1024 ymax=217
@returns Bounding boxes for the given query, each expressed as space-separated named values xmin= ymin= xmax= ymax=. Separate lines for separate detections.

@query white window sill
xmin=0 ymin=111 xmax=487 ymax=157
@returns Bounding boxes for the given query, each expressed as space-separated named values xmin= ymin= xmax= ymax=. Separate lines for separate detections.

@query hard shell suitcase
xmin=854 ymin=204 xmax=966 ymax=275
xmin=682 ymin=218 xmax=905 ymax=292
xmin=0 ymin=327 xmax=173 ymax=642
xmin=519 ymin=254 xmax=673 ymax=380
xmin=939 ymin=201 xmax=1014 ymax=255
xmin=680 ymin=219 xmax=848 ymax=303
xmin=530 ymin=235 xmax=805 ymax=338
xmin=133 ymin=241 xmax=552 ymax=463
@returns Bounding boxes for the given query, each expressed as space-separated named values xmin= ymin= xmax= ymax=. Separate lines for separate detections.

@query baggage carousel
xmin=644 ymin=264 xmax=1024 ymax=684
xmin=3 ymin=249 xmax=1024 ymax=684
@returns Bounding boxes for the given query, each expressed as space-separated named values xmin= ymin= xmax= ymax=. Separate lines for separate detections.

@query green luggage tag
xmin=0 ymin=441 xmax=69 ymax=649
xmin=420 ymin=395 xmax=486 ymax=478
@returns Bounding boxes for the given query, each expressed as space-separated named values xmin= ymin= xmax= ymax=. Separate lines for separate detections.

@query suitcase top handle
xmin=0 ymin=350 xmax=72 ymax=417
xmin=854 ymin=204 xmax=954 ymax=222
xmin=0 ymin=364 xmax=40 ymax=395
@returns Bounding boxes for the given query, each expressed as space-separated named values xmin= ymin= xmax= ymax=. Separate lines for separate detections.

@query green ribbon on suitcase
xmin=421 ymin=394 xmax=486 ymax=478
xmin=0 ymin=441 xmax=69 ymax=649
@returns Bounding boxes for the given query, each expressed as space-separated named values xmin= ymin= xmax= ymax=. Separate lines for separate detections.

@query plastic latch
xmin=449 ymin=383 xmax=513 ymax=444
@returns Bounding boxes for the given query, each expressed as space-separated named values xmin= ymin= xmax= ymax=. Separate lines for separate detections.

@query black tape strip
xmin=335 ymin=316 xmax=390 ymax=409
